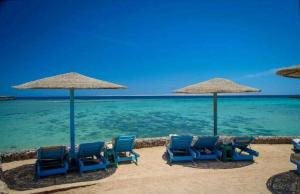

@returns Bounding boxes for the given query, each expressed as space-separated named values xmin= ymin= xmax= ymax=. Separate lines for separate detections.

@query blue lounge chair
xmin=35 ymin=146 xmax=69 ymax=178
xmin=166 ymin=135 xmax=196 ymax=163
xmin=77 ymin=142 xmax=107 ymax=173
xmin=192 ymin=136 xmax=222 ymax=160
xmin=291 ymin=153 xmax=300 ymax=173
xmin=292 ymin=139 xmax=300 ymax=153
xmin=231 ymin=137 xmax=259 ymax=161
xmin=113 ymin=136 xmax=140 ymax=165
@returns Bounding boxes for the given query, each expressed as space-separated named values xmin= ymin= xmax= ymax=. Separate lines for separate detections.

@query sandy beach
xmin=1 ymin=0 xmax=299 ymax=193
xmin=1 ymin=144 xmax=295 ymax=194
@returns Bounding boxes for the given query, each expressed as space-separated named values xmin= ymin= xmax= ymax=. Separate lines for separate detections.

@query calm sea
xmin=0 ymin=96 xmax=299 ymax=152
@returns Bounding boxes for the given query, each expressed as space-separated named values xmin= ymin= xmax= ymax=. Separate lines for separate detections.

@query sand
xmin=1 ymin=144 xmax=295 ymax=194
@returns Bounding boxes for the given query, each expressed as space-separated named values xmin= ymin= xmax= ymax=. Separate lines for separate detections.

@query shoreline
xmin=0 ymin=136 xmax=296 ymax=163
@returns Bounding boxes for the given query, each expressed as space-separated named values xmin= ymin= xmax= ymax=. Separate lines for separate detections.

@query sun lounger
xmin=192 ymin=136 xmax=222 ymax=160
xmin=35 ymin=146 xmax=69 ymax=178
xmin=291 ymin=153 xmax=300 ymax=173
xmin=231 ymin=137 xmax=259 ymax=161
xmin=77 ymin=142 xmax=107 ymax=173
xmin=113 ymin=136 xmax=140 ymax=165
xmin=166 ymin=135 xmax=196 ymax=163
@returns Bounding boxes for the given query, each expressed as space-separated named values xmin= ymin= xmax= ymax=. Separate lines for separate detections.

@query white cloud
xmin=241 ymin=68 xmax=278 ymax=79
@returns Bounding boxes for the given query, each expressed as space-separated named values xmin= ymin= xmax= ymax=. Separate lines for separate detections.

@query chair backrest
xmin=113 ymin=136 xmax=135 ymax=152
xmin=233 ymin=137 xmax=254 ymax=148
xmin=38 ymin=146 xmax=66 ymax=161
xmin=78 ymin=142 xmax=105 ymax=159
xmin=193 ymin=136 xmax=219 ymax=149
xmin=169 ymin=135 xmax=193 ymax=151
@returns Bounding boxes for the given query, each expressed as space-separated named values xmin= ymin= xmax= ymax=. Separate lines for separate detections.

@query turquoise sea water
xmin=0 ymin=96 xmax=300 ymax=152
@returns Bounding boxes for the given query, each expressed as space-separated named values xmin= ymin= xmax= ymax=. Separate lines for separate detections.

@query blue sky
xmin=0 ymin=0 xmax=300 ymax=96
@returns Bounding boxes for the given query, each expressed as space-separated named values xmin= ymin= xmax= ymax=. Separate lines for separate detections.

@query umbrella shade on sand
xmin=14 ymin=72 xmax=127 ymax=157
xmin=276 ymin=65 xmax=300 ymax=78
xmin=175 ymin=78 xmax=261 ymax=136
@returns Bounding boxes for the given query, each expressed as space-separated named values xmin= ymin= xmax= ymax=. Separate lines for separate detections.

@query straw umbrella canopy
xmin=14 ymin=72 xmax=127 ymax=157
xmin=276 ymin=65 xmax=300 ymax=78
xmin=175 ymin=78 xmax=261 ymax=136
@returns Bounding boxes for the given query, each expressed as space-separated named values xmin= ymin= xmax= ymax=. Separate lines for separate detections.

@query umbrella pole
xmin=70 ymin=89 xmax=75 ymax=157
xmin=213 ymin=93 xmax=217 ymax=136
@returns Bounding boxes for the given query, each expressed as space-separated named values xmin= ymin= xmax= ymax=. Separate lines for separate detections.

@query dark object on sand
xmin=267 ymin=170 xmax=300 ymax=194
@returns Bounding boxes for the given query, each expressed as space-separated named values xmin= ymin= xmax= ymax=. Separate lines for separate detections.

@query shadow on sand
xmin=162 ymin=153 xmax=254 ymax=169
xmin=266 ymin=170 xmax=300 ymax=194
xmin=2 ymin=164 xmax=116 ymax=191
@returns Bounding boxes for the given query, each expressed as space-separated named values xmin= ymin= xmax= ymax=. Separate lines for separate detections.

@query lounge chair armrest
xmin=191 ymin=147 xmax=199 ymax=154
xmin=64 ymin=161 xmax=69 ymax=170
xmin=99 ymin=155 xmax=108 ymax=165
xmin=131 ymin=151 xmax=140 ymax=158
xmin=165 ymin=142 xmax=170 ymax=148
xmin=35 ymin=160 xmax=41 ymax=170
xmin=189 ymin=149 xmax=197 ymax=158
xmin=216 ymin=150 xmax=222 ymax=157
xmin=167 ymin=148 xmax=174 ymax=157
xmin=243 ymin=147 xmax=259 ymax=157
xmin=78 ymin=159 xmax=84 ymax=167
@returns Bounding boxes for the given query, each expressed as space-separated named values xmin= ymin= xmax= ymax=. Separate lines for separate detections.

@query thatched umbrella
xmin=175 ymin=78 xmax=260 ymax=136
xmin=276 ymin=65 xmax=300 ymax=78
xmin=13 ymin=72 xmax=127 ymax=157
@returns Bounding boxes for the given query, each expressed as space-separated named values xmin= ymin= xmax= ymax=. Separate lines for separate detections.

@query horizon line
xmin=10 ymin=94 xmax=300 ymax=98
